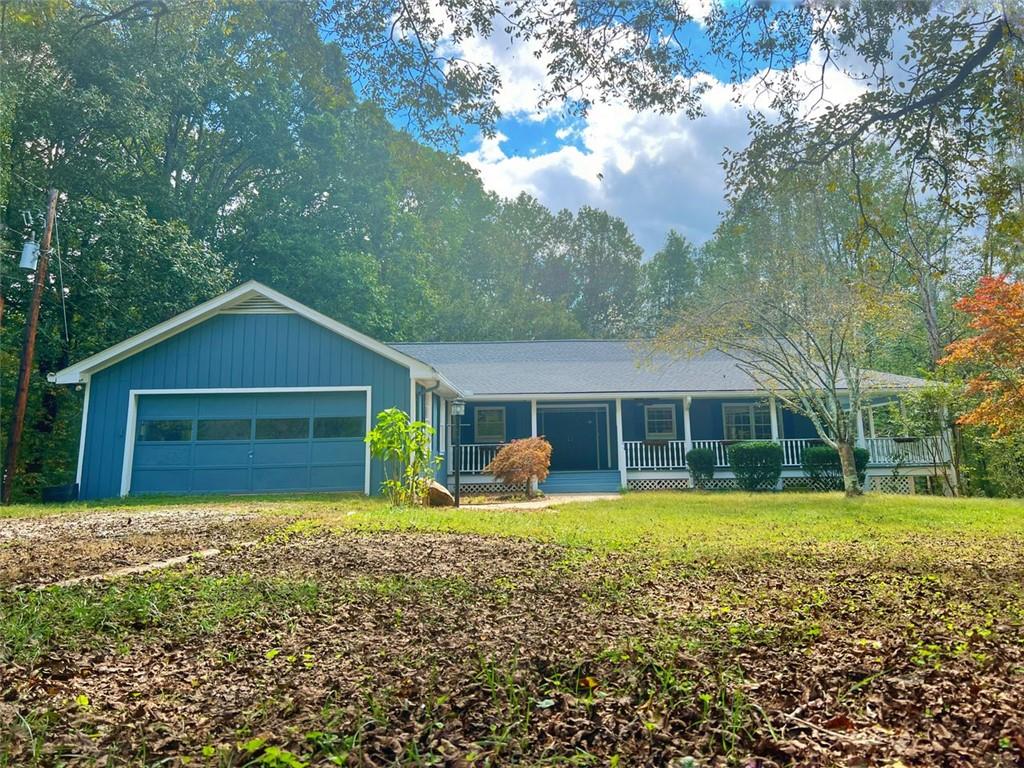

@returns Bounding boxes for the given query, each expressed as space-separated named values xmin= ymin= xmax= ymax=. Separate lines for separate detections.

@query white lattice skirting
xmin=868 ymin=475 xmax=915 ymax=494
xmin=457 ymin=482 xmax=526 ymax=496
xmin=627 ymin=478 xmax=691 ymax=491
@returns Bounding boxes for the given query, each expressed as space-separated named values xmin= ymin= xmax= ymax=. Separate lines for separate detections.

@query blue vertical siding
xmin=80 ymin=313 xmax=411 ymax=499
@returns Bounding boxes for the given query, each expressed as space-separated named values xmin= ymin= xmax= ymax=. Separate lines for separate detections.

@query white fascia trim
xmin=54 ymin=281 xmax=440 ymax=384
xmin=75 ymin=376 xmax=91 ymax=487
xmin=119 ymin=385 xmax=373 ymax=497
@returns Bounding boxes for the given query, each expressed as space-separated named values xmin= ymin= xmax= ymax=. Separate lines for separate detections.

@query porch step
xmin=539 ymin=470 xmax=622 ymax=494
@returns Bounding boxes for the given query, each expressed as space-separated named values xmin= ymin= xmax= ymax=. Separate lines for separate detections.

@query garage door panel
xmin=197 ymin=395 xmax=254 ymax=417
xmin=313 ymin=392 xmax=365 ymax=416
xmin=132 ymin=468 xmax=192 ymax=494
xmin=310 ymin=464 xmax=363 ymax=490
xmin=256 ymin=393 xmax=313 ymax=417
xmin=139 ymin=395 xmax=197 ymax=419
xmin=191 ymin=467 xmax=251 ymax=492
xmin=252 ymin=441 xmax=310 ymax=465
xmin=193 ymin=442 xmax=251 ymax=467
xmin=253 ymin=466 xmax=311 ymax=491
xmin=134 ymin=444 xmax=193 ymax=468
xmin=311 ymin=440 xmax=364 ymax=464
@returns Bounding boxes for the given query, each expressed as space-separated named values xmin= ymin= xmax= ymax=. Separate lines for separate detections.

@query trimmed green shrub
xmin=685 ymin=447 xmax=716 ymax=489
xmin=728 ymin=441 xmax=783 ymax=491
xmin=801 ymin=445 xmax=870 ymax=489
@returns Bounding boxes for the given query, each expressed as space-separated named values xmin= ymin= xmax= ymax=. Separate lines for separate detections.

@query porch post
xmin=769 ymin=395 xmax=781 ymax=490
xmin=856 ymin=408 xmax=867 ymax=448
xmin=683 ymin=396 xmax=693 ymax=456
xmin=867 ymin=406 xmax=876 ymax=439
xmin=615 ymin=398 xmax=627 ymax=490
xmin=530 ymin=399 xmax=538 ymax=437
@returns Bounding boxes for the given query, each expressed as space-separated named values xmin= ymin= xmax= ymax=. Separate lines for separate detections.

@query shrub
xmin=728 ymin=441 xmax=783 ymax=491
xmin=485 ymin=437 xmax=552 ymax=498
xmin=365 ymin=408 xmax=439 ymax=506
xmin=685 ymin=447 xmax=716 ymax=490
xmin=801 ymin=445 xmax=869 ymax=490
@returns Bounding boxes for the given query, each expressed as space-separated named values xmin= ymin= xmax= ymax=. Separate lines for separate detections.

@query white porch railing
xmin=865 ymin=436 xmax=949 ymax=466
xmin=457 ymin=443 xmax=505 ymax=474
xmin=623 ymin=437 xmax=947 ymax=471
xmin=624 ymin=440 xmax=688 ymax=470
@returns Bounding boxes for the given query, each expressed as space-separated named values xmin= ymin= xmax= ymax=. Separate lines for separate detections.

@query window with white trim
xmin=474 ymin=407 xmax=505 ymax=443
xmin=644 ymin=405 xmax=676 ymax=440
xmin=723 ymin=404 xmax=774 ymax=441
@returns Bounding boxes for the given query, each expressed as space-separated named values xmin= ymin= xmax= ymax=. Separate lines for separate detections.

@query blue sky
xmin=439 ymin=8 xmax=862 ymax=257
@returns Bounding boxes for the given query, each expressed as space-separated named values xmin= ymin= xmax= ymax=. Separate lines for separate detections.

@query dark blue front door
xmin=131 ymin=391 xmax=366 ymax=494
xmin=539 ymin=408 xmax=606 ymax=471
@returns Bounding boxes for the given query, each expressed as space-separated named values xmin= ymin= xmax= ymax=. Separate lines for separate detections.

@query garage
xmin=129 ymin=390 xmax=368 ymax=495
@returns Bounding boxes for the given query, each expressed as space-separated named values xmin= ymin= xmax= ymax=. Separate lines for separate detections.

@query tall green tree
xmin=642 ymin=230 xmax=697 ymax=333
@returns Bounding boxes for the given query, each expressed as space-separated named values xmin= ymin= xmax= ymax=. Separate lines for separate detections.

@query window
xmin=255 ymin=418 xmax=309 ymax=440
xmin=644 ymin=405 xmax=676 ymax=440
xmin=137 ymin=419 xmax=192 ymax=442
xmin=723 ymin=404 xmax=774 ymax=441
xmin=197 ymin=419 xmax=250 ymax=441
xmin=313 ymin=416 xmax=364 ymax=439
xmin=474 ymin=407 xmax=505 ymax=443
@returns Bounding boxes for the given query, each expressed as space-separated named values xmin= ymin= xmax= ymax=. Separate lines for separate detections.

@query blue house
xmin=53 ymin=282 xmax=950 ymax=499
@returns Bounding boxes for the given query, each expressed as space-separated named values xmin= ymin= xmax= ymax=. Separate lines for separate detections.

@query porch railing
xmin=623 ymin=437 xmax=948 ymax=471
xmin=457 ymin=443 xmax=505 ymax=474
xmin=865 ymin=436 xmax=949 ymax=466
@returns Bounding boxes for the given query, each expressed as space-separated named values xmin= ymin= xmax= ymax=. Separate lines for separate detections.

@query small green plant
xmin=685 ymin=448 xmax=716 ymax=489
xmin=727 ymin=441 xmax=783 ymax=491
xmin=364 ymin=408 xmax=440 ymax=506
xmin=801 ymin=445 xmax=869 ymax=489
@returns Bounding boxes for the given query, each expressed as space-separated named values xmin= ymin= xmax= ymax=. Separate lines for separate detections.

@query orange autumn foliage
xmin=485 ymin=437 xmax=552 ymax=496
xmin=940 ymin=275 xmax=1024 ymax=436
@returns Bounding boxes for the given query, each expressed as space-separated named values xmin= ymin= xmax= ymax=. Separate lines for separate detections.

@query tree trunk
xmin=837 ymin=440 xmax=863 ymax=497
xmin=525 ymin=475 xmax=536 ymax=499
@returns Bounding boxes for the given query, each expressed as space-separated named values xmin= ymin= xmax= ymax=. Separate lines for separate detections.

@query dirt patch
xmin=0 ymin=506 xmax=283 ymax=588
xmin=2 ymin=528 xmax=1022 ymax=766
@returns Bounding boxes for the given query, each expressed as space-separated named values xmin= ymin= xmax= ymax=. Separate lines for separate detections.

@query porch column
xmin=867 ymin=406 xmax=876 ymax=439
xmin=424 ymin=391 xmax=433 ymax=428
xmin=856 ymin=408 xmax=867 ymax=448
xmin=530 ymin=399 xmax=538 ymax=437
xmin=768 ymin=395 xmax=779 ymax=441
xmin=683 ymin=396 xmax=693 ymax=456
xmin=615 ymin=398 xmax=627 ymax=489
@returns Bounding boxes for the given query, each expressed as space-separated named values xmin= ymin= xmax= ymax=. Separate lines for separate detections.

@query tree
xmin=940 ymin=275 xmax=1024 ymax=437
xmin=485 ymin=437 xmax=552 ymax=498
xmin=556 ymin=207 xmax=644 ymax=338
xmin=658 ymin=161 xmax=889 ymax=496
xmin=642 ymin=230 xmax=697 ymax=333
xmin=364 ymin=408 xmax=438 ymax=505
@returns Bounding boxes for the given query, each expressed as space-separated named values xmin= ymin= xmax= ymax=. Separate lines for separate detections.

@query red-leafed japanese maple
xmin=940 ymin=275 xmax=1024 ymax=437
xmin=485 ymin=437 xmax=552 ymax=498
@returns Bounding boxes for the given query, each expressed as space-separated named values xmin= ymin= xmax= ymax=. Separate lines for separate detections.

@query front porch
xmin=447 ymin=396 xmax=951 ymax=494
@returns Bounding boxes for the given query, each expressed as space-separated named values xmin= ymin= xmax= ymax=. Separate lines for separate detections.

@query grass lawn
xmin=2 ymin=491 xmax=1023 ymax=766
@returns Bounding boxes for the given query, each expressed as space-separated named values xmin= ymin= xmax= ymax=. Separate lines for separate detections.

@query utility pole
xmin=3 ymin=188 xmax=58 ymax=504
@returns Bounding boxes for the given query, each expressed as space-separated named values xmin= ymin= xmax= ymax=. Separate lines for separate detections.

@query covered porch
xmin=449 ymin=394 xmax=950 ymax=493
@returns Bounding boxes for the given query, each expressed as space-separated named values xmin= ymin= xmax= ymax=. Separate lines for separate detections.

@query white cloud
xmin=460 ymin=35 xmax=867 ymax=254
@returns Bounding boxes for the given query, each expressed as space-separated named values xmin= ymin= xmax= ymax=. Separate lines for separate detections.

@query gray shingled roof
xmin=390 ymin=340 xmax=928 ymax=396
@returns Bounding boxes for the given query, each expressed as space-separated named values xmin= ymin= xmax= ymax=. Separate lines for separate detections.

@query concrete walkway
xmin=464 ymin=493 xmax=620 ymax=510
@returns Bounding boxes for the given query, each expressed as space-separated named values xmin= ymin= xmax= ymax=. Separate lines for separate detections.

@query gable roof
xmin=391 ymin=339 xmax=930 ymax=397
xmin=51 ymin=281 xmax=444 ymax=385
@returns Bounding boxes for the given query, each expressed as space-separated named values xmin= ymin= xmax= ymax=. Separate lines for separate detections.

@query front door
xmin=539 ymin=408 xmax=605 ymax=471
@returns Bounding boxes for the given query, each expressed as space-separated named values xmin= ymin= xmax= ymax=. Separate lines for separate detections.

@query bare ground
xmin=1 ymin=506 xmax=1023 ymax=767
